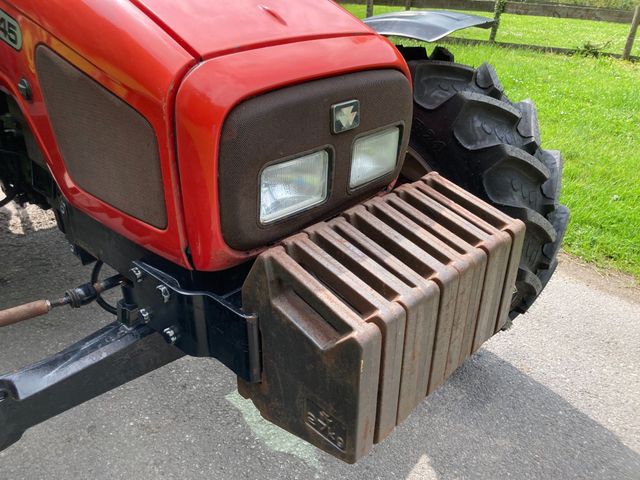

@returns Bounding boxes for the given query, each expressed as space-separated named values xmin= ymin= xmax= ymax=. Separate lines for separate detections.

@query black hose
xmin=0 ymin=189 xmax=16 ymax=208
xmin=91 ymin=261 xmax=119 ymax=315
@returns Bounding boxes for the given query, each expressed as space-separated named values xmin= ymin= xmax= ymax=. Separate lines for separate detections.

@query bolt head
xmin=18 ymin=78 xmax=32 ymax=101
xmin=156 ymin=285 xmax=171 ymax=303
xmin=139 ymin=308 xmax=151 ymax=323
xmin=130 ymin=267 xmax=144 ymax=283
xmin=163 ymin=327 xmax=179 ymax=345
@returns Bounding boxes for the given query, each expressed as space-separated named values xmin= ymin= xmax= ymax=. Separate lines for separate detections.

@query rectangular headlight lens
xmin=260 ymin=150 xmax=329 ymax=224
xmin=350 ymin=127 xmax=400 ymax=189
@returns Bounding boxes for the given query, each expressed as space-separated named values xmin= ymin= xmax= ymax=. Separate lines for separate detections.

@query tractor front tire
xmin=403 ymin=56 xmax=569 ymax=318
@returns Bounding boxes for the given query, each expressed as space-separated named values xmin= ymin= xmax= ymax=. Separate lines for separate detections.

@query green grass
xmin=442 ymin=46 xmax=640 ymax=279
xmin=344 ymin=5 xmax=640 ymax=56
xmin=344 ymin=5 xmax=640 ymax=279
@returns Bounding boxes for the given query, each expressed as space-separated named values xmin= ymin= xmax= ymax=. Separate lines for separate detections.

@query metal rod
xmin=0 ymin=300 xmax=51 ymax=328
xmin=0 ymin=273 xmax=124 ymax=328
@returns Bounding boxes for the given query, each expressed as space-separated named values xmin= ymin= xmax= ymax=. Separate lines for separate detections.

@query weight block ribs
xmin=239 ymin=173 xmax=525 ymax=463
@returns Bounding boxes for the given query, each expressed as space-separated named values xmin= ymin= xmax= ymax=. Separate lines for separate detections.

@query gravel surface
xmin=0 ymin=205 xmax=639 ymax=479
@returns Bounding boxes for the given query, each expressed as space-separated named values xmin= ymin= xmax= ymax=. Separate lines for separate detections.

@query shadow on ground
xmin=208 ymin=348 xmax=640 ymax=479
xmin=353 ymin=350 xmax=640 ymax=479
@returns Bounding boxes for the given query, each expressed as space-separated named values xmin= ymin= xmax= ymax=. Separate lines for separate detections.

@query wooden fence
xmin=342 ymin=0 xmax=640 ymax=60
xmin=354 ymin=0 xmax=635 ymax=22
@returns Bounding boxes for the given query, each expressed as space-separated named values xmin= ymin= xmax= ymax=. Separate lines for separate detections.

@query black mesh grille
xmin=36 ymin=46 xmax=167 ymax=228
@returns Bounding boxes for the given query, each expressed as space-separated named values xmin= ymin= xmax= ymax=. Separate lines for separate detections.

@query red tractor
xmin=0 ymin=1 xmax=567 ymax=463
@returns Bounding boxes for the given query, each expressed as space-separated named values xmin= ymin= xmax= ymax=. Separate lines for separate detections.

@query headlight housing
xmin=349 ymin=127 xmax=401 ymax=189
xmin=260 ymin=150 xmax=330 ymax=224
xmin=218 ymin=69 xmax=413 ymax=251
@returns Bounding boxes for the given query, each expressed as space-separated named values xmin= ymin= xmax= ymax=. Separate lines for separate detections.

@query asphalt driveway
xmin=1 ymin=205 xmax=639 ymax=479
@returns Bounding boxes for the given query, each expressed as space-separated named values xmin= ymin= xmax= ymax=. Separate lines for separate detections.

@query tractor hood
xmin=130 ymin=0 xmax=374 ymax=59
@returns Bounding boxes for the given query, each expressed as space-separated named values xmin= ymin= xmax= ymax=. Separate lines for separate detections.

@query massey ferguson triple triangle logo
xmin=332 ymin=100 xmax=360 ymax=134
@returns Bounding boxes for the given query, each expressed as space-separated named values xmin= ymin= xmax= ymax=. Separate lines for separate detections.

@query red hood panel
xmin=130 ymin=0 xmax=373 ymax=58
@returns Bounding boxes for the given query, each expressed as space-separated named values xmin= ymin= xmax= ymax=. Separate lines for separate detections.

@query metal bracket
xmin=0 ymin=261 xmax=261 ymax=453
xmin=124 ymin=261 xmax=261 ymax=383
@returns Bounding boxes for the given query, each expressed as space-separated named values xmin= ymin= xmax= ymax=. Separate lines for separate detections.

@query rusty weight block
xmin=238 ymin=173 xmax=525 ymax=463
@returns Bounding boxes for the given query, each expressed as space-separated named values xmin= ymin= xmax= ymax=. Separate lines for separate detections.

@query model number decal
xmin=0 ymin=9 xmax=22 ymax=51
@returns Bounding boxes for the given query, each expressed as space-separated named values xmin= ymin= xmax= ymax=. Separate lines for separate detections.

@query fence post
xmin=366 ymin=0 xmax=374 ymax=18
xmin=489 ymin=0 xmax=507 ymax=43
xmin=405 ymin=0 xmax=413 ymax=10
xmin=623 ymin=5 xmax=640 ymax=60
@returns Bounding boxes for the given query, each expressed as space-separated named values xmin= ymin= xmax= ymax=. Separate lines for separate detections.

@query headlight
xmin=260 ymin=150 xmax=330 ymax=224
xmin=350 ymin=127 xmax=400 ymax=189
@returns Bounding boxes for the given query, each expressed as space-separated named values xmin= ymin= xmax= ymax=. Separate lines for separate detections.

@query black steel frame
xmin=0 ymin=322 xmax=184 ymax=451
xmin=0 ymin=203 xmax=262 ymax=453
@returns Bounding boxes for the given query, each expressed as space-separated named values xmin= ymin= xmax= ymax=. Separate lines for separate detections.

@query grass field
xmin=344 ymin=5 xmax=640 ymax=57
xmin=344 ymin=4 xmax=640 ymax=280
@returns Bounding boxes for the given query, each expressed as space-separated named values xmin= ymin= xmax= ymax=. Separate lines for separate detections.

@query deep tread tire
xmin=405 ymin=58 xmax=569 ymax=317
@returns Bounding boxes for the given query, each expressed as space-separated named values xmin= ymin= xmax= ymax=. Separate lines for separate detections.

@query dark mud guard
xmin=0 ymin=322 xmax=183 ymax=452
xmin=239 ymin=173 xmax=524 ymax=463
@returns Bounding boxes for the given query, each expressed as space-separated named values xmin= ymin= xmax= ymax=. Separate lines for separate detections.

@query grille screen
xmin=36 ymin=46 xmax=167 ymax=228
xmin=219 ymin=69 xmax=413 ymax=251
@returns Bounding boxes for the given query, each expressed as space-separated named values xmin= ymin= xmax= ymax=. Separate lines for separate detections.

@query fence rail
xmin=340 ymin=0 xmax=639 ymax=60
xmin=345 ymin=0 xmax=635 ymax=23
